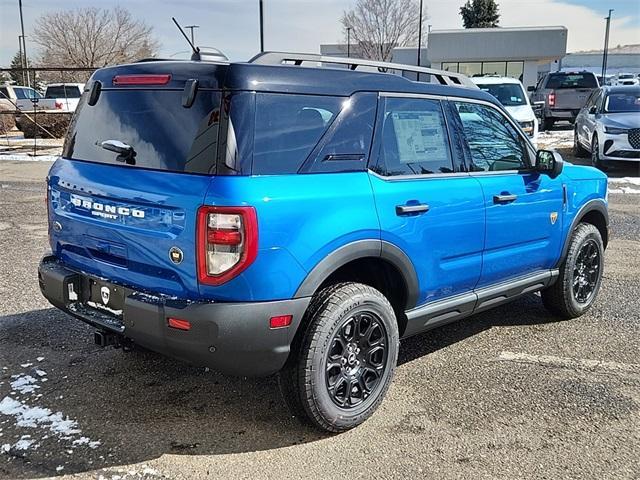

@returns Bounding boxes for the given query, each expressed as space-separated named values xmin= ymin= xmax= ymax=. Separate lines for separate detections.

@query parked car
xmin=44 ymin=83 xmax=85 ymax=112
xmin=529 ymin=71 xmax=599 ymax=130
xmin=0 ymin=84 xmax=59 ymax=112
xmin=39 ymin=53 xmax=609 ymax=432
xmin=574 ymin=85 xmax=640 ymax=167
xmin=612 ymin=73 xmax=639 ymax=87
xmin=472 ymin=75 xmax=538 ymax=142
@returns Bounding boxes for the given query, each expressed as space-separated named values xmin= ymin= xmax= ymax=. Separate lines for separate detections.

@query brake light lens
xmin=54 ymin=101 xmax=63 ymax=109
xmin=548 ymin=90 xmax=556 ymax=107
xmin=196 ymin=206 xmax=258 ymax=285
xmin=112 ymin=74 xmax=172 ymax=86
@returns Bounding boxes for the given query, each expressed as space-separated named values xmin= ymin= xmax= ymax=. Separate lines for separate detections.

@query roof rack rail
xmin=248 ymin=51 xmax=477 ymax=89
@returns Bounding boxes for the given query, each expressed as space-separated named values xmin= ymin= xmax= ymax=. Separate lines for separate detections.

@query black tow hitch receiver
xmin=94 ymin=330 xmax=120 ymax=348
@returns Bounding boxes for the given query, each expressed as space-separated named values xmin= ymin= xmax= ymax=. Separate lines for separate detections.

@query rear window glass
xmin=475 ymin=83 xmax=527 ymax=106
xmin=63 ymin=90 xmax=222 ymax=174
xmin=46 ymin=86 xmax=82 ymax=98
xmin=546 ymin=73 xmax=598 ymax=89
xmin=252 ymin=93 xmax=343 ymax=174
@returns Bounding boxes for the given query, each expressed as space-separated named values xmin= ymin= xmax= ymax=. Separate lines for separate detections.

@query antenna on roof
xmin=172 ymin=17 xmax=201 ymax=60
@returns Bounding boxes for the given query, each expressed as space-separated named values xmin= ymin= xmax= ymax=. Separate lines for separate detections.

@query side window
xmin=253 ymin=93 xmax=342 ymax=175
xmin=454 ymin=101 xmax=530 ymax=172
xmin=374 ymin=97 xmax=454 ymax=176
xmin=13 ymin=88 xmax=27 ymax=100
xmin=0 ymin=87 xmax=9 ymax=99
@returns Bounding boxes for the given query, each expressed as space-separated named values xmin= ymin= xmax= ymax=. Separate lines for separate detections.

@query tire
xmin=591 ymin=135 xmax=606 ymax=170
xmin=542 ymin=223 xmax=604 ymax=319
xmin=542 ymin=116 xmax=555 ymax=131
xmin=573 ymin=128 xmax=589 ymax=157
xmin=279 ymin=282 xmax=399 ymax=432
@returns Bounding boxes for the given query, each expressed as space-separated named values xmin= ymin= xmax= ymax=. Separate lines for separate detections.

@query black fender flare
xmin=293 ymin=239 xmax=419 ymax=310
xmin=558 ymin=199 xmax=609 ymax=266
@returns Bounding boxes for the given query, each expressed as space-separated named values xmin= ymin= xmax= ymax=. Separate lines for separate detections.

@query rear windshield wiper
xmin=99 ymin=140 xmax=137 ymax=165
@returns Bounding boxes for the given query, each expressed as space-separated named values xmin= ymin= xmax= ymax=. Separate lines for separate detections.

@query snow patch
xmin=10 ymin=375 xmax=40 ymax=394
xmin=0 ymin=396 xmax=101 ymax=452
xmin=0 ymin=154 xmax=57 ymax=162
xmin=36 ymin=357 xmax=45 ymax=362
xmin=609 ymin=177 xmax=640 ymax=185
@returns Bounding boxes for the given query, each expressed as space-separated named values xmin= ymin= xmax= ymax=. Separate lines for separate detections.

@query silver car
xmin=574 ymin=86 xmax=640 ymax=168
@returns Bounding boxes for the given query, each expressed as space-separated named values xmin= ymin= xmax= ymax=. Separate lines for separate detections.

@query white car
xmin=471 ymin=76 xmax=539 ymax=143
xmin=43 ymin=83 xmax=85 ymax=112
xmin=574 ymin=86 xmax=640 ymax=168
xmin=613 ymin=73 xmax=639 ymax=87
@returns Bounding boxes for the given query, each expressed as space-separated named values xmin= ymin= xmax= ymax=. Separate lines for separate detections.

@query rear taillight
xmin=112 ymin=74 xmax=172 ymax=86
xmin=54 ymin=101 xmax=63 ymax=109
xmin=548 ymin=90 xmax=556 ymax=107
xmin=196 ymin=206 xmax=258 ymax=286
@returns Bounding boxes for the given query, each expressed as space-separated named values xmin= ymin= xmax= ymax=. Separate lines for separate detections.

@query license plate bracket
xmin=86 ymin=278 xmax=125 ymax=316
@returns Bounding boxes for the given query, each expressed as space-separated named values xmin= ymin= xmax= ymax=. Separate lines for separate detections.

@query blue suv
xmin=39 ymin=53 xmax=609 ymax=432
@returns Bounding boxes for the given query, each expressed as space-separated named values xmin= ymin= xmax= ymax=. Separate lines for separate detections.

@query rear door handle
xmin=493 ymin=194 xmax=518 ymax=204
xmin=396 ymin=203 xmax=430 ymax=216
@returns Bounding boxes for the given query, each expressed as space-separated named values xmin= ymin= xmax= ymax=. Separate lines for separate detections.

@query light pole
xmin=185 ymin=25 xmax=199 ymax=46
xmin=259 ymin=0 xmax=265 ymax=52
xmin=601 ymin=9 xmax=613 ymax=80
xmin=416 ymin=0 xmax=424 ymax=80
xmin=18 ymin=0 xmax=30 ymax=87
xmin=18 ymin=36 xmax=25 ymax=85
xmin=347 ymin=27 xmax=352 ymax=57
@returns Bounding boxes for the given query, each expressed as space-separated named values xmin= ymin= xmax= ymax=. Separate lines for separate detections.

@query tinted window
xmin=605 ymin=92 xmax=640 ymax=113
xmin=454 ymin=102 xmax=529 ymax=172
xmin=297 ymin=93 xmax=376 ymax=174
xmin=45 ymin=86 xmax=82 ymax=98
xmin=0 ymin=88 xmax=9 ymax=99
xmin=475 ymin=83 xmax=527 ymax=106
xmin=546 ymin=73 xmax=598 ymax=89
xmin=253 ymin=93 xmax=342 ymax=175
xmin=13 ymin=88 xmax=27 ymax=100
xmin=374 ymin=97 xmax=453 ymax=176
xmin=63 ymin=89 xmax=221 ymax=174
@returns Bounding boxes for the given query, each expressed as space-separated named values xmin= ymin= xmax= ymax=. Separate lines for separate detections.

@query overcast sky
xmin=1 ymin=0 xmax=639 ymax=67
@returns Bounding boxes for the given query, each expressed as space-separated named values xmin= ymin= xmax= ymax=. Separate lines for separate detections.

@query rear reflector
xmin=113 ymin=74 xmax=172 ymax=86
xmin=269 ymin=315 xmax=292 ymax=329
xmin=168 ymin=317 xmax=191 ymax=331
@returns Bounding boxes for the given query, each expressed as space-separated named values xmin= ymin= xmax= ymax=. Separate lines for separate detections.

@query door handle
xmin=493 ymin=194 xmax=518 ymax=204
xmin=396 ymin=203 xmax=430 ymax=216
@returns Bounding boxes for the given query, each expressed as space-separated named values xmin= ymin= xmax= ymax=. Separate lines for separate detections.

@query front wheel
xmin=542 ymin=223 xmax=604 ymax=319
xmin=573 ymin=129 xmax=589 ymax=157
xmin=279 ymin=282 xmax=399 ymax=432
xmin=591 ymin=135 xmax=605 ymax=170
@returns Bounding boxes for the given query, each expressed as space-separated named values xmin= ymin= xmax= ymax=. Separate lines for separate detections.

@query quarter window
xmin=374 ymin=97 xmax=453 ymax=176
xmin=454 ymin=102 xmax=529 ymax=172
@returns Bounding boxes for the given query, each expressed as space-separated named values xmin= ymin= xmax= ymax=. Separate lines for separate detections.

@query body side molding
xmin=402 ymin=269 xmax=558 ymax=339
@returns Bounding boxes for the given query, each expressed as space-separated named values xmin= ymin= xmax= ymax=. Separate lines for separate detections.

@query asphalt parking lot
xmin=0 ymin=143 xmax=639 ymax=479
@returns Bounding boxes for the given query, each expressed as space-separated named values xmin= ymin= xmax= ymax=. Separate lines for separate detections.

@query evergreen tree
xmin=460 ymin=0 xmax=500 ymax=28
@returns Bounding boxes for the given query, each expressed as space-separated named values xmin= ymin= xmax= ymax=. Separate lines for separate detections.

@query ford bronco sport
xmin=39 ymin=52 xmax=609 ymax=432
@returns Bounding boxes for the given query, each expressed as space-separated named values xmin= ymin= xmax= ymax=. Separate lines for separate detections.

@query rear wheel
xmin=542 ymin=223 xmax=604 ymax=319
xmin=542 ymin=116 xmax=555 ymax=131
xmin=573 ymin=129 xmax=589 ymax=157
xmin=279 ymin=282 xmax=399 ymax=432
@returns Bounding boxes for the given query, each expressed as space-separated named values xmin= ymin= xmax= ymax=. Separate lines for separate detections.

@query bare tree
xmin=31 ymin=7 xmax=158 ymax=81
xmin=341 ymin=0 xmax=426 ymax=61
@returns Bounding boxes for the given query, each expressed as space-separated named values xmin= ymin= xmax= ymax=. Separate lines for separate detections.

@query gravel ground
xmin=0 ymin=133 xmax=639 ymax=479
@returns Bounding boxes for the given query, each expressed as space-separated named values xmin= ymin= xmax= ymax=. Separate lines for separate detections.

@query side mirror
xmin=527 ymin=85 xmax=536 ymax=92
xmin=535 ymin=149 xmax=564 ymax=178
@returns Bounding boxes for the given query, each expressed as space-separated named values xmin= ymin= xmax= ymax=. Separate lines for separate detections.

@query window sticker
xmin=390 ymin=111 xmax=448 ymax=164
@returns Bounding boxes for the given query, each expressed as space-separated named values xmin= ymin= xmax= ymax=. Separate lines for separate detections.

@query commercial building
xmin=321 ymin=26 xmax=568 ymax=89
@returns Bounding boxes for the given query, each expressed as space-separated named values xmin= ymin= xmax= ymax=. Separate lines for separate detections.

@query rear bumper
xmin=546 ymin=108 xmax=579 ymax=120
xmin=38 ymin=255 xmax=310 ymax=376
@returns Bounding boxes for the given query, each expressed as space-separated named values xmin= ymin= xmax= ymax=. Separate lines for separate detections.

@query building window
xmin=442 ymin=62 xmax=458 ymax=73
xmin=458 ymin=62 xmax=482 ymax=77
xmin=481 ymin=62 xmax=506 ymax=76
xmin=506 ymin=61 xmax=524 ymax=80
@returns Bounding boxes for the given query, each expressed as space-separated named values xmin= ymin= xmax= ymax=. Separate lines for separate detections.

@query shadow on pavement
xmin=0 ymin=293 xmax=563 ymax=477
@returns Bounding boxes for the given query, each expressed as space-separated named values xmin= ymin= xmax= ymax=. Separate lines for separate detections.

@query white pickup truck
xmin=43 ymin=83 xmax=85 ymax=112
xmin=0 ymin=84 xmax=59 ymax=112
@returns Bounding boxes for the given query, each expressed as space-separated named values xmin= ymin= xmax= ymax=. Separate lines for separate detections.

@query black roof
xmin=90 ymin=59 xmax=500 ymax=107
